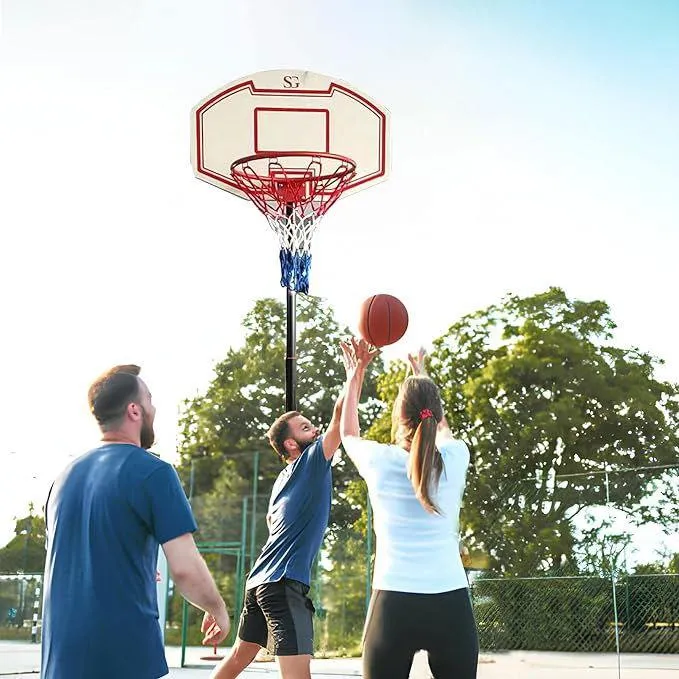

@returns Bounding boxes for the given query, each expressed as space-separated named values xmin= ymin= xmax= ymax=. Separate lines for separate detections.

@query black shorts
xmin=237 ymin=578 xmax=316 ymax=656
xmin=363 ymin=588 xmax=479 ymax=679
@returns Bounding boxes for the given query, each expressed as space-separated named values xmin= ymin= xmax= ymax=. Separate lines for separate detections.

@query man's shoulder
xmin=274 ymin=438 xmax=331 ymax=490
xmin=61 ymin=444 xmax=157 ymax=475
xmin=102 ymin=444 xmax=173 ymax=481
xmin=281 ymin=437 xmax=325 ymax=470
xmin=298 ymin=436 xmax=334 ymax=471
xmin=130 ymin=452 xmax=175 ymax=481
xmin=302 ymin=436 xmax=324 ymax=458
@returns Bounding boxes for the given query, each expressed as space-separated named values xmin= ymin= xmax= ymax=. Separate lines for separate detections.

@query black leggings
xmin=363 ymin=588 xmax=478 ymax=679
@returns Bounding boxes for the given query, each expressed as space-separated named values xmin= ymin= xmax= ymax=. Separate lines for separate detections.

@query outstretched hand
xmin=407 ymin=347 xmax=427 ymax=376
xmin=340 ymin=337 xmax=380 ymax=376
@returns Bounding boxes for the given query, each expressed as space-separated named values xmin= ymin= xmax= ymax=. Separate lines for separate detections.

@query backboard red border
xmin=191 ymin=71 xmax=390 ymax=200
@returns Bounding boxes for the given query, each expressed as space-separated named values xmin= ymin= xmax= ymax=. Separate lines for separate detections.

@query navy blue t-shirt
xmin=41 ymin=444 xmax=197 ymax=679
xmin=246 ymin=437 xmax=332 ymax=589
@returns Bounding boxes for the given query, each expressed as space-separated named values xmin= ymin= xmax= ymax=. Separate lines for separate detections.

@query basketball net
xmin=231 ymin=152 xmax=356 ymax=293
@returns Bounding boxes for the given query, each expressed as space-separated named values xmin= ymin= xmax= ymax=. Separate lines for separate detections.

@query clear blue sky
xmin=1 ymin=1 xmax=677 ymax=559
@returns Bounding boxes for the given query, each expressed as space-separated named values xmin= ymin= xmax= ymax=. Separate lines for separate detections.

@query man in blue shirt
xmin=209 ymin=392 xmax=345 ymax=679
xmin=41 ymin=365 xmax=230 ymax=679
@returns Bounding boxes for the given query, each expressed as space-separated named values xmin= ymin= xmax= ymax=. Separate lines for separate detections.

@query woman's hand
xmin=340 ymin=337 xmax=379 ymax=376
xmin=407 ymin=347 xmax=427 ymax=376
xmin=339 ymin=338 xmax=379 ymax=440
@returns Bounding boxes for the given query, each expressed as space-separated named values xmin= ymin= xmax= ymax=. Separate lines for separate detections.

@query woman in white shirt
xmin=339 ymin=339 xmax=478 ymax=679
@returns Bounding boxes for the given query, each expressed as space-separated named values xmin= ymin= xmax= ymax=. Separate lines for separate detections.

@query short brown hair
xmin=267 ymin=411 xmax=301 ymax=461
xmin=88 ymin=365 xmax=142 ymax=429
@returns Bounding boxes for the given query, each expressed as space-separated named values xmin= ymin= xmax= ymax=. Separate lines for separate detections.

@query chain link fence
xmin=0 ymin=574 xmax=42 ymax=642
xmin=183 ymin=458 xmax=679 ymax=660
xmin=3 ymin=458 xmax=676 ymax=670
xmin=472 ymin=574 xmax=679 ymax=653
xmin=469 ymin=465 xmax=679 ymax=655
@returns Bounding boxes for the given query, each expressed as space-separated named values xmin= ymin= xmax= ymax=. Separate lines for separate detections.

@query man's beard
xmin=290 ymin=432 xmax=320 ymax=454
xmin=140 ymin=408 xmax=155 ymax=450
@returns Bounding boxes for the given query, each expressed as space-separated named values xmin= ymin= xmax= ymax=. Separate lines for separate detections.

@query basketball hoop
xmin=193 ymin=70 xmax=389 ymax=412
xmin=230 ymin=152 xmax=356 ymax=293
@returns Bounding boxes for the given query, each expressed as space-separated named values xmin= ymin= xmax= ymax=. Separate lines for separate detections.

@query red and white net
xmin=230 ymin=153 xmax=356 ymax=292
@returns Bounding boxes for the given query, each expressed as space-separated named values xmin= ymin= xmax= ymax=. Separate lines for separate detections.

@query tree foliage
xmin=176 ymin=287 xmax=679 ymax=589
xmin=366 ymin=288 xmax=679 ymax=576
xmin=0 ymin=505 xmax=46 ymax=574
xmin=429 ymin=288 xmax=679 ymax=574
xmin=176 ymin=295 xmax=384 ymax=548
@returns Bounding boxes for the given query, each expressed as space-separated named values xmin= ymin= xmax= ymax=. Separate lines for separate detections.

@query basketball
xmin=357 ymin=294 xmax=409 ymax=348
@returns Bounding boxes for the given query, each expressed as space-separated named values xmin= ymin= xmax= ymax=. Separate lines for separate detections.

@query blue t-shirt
xmin=41 ymin=444 xmax=197 ymax=679
xmin=246 ymin=437 xmax=332 ymax=589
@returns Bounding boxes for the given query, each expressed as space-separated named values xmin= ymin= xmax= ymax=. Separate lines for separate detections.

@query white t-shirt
xmin=343 ymin=435 xmax=470 ymax=594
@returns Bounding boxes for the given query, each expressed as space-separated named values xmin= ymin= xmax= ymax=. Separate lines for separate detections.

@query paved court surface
xmin=2 ymin=641 xmax=679 ymax=678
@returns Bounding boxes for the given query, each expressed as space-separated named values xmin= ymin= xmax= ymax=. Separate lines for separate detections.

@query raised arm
xmin=340 ymin=338 xmax=379 ymax=441
xmin=321 ymin=387 xmax=346 ymax=460
xmin=408 ymin=347 xmax=453 ymax=442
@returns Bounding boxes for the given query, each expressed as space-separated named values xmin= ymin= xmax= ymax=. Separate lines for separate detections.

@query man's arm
xmin=321 ymin=387 xmax=345 ymax=461
xmin=162 ymin=533 xmax=230 ymax=644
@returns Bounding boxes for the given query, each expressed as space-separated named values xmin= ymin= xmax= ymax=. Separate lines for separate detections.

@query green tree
xmin=574 ymin=517 xmax=631 ymax=576
xmin=177 ymin=294 xmax=383 ymax=558
xmin=634 ymin=551 xmax=679 ymax=575
xmin=439 ymin=289 xmax=679 ymax=574
xmin=0 ymin=505 xmax=46 ymax=574
xmin=367 ymin=288 xmax=679 ymax=576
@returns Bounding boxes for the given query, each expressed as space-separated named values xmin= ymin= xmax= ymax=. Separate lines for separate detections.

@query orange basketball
xmin=358 ymin=294 xmax=409 ymax=348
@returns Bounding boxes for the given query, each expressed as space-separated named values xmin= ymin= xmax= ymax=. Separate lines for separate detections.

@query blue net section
xmin=279 ymin=248 xmax=312 ymax=293
xmin=230 ymin=153 xmax=356 ymax=293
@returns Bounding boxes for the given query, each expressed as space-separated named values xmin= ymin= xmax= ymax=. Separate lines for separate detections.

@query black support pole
xmin=285 ymin=202 xmax=297 ymax=412
xmin=285 ymin=287 xmax=297 ymax=412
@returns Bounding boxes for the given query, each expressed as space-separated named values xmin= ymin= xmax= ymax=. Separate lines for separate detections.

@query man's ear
xmin=283 ymin=438 xmax=298 ymax=455
xmin=127 ymin=402 xmax=142 ymax=421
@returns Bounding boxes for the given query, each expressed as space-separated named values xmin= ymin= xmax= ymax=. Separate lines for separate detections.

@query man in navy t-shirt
xmin=41 ymin=365 xmax=230 ymax=679
xmin=209 ymin=392 xmax=346 ymax=679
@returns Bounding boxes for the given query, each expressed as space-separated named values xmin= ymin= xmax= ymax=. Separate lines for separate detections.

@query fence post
xmin=235 ymin=495 xmax=249 ymax=640
xmin=180 ymin=598 xmax=188 ymax=667
xmin=249 ymin=451 xmax=260 ymax=570
xmin=31 ymin=577 xmax=41 ymax=643
xmin=605 ymin=467 xmax=622 ymax=679
xmin=365 ymin=497 xmax=373 ymax=614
